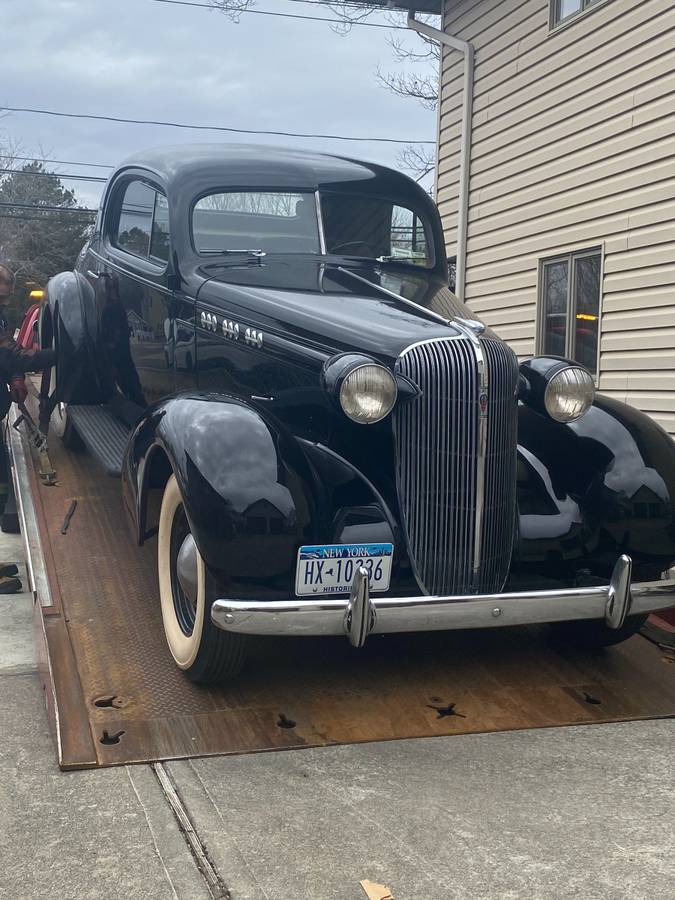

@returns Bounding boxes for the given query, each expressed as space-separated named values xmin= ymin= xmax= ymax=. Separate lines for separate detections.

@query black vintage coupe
xmin=42 ymin=144 xmax=675 ymax=683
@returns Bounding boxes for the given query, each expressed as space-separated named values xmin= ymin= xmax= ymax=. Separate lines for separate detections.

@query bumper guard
xmin=211 ymin=555 xmax=675 ymax=648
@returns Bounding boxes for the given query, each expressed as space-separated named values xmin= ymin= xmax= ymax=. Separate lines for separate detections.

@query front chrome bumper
xmin=211 ymin=555 xmax=675 ymax=648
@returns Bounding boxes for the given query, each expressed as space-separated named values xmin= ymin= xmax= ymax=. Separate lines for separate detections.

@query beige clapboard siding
xmin=440 ymin=0 xmax=661 ymax=121
xmin=438 ymin=0 xmax=675 ymax=433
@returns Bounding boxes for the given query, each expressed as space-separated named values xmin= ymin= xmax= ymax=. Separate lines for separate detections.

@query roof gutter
xmin=407 ymin=9 xmax=474 ymax=302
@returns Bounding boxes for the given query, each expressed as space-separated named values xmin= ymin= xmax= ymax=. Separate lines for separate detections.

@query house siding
xmin=437 ymin=0 xmax=675 ymax=435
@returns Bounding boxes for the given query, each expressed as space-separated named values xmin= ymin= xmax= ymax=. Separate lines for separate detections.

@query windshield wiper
xmin=201 ymin=248 xmax=266 ymax=257
xmin=376 ymin=254 xmax=425 ymax=263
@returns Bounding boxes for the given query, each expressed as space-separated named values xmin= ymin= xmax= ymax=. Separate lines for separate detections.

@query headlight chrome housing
xmin=519 ymin=357 xmax=595 ymax=424
xmin=322 ymin=354 xmax=399 ymax=425
xmin=544 ymin=366 xmax=595 ymax=423
xmin=339 ymin=363 xmax=398 ymax=424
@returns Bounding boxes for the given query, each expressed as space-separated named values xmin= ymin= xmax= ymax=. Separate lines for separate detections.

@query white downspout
xmin=407 ymin=9 xmax=474 ymax=302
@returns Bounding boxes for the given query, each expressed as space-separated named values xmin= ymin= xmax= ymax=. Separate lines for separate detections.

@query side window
xmin=116 ymin=181 xmax=155 ymax=257
xmin=390 ymin=205 xmax=429 ymax=266
xmin=150 ymin=193 xmax=170 ymax=262
xmin=539 ymin=248 xmax=601 ymax=376
xmin=116 ymin=180 xmax=170 ymax=263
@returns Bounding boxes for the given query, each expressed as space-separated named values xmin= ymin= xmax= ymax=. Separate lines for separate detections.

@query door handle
xmin=86 ymin=269 xmax=100 ymax=280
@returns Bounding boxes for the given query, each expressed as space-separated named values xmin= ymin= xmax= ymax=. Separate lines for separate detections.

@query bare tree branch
xmin=208 ymin=0 xmax=256 ymax=22
xmin=205 ymin=2 xmax=441 ymax=186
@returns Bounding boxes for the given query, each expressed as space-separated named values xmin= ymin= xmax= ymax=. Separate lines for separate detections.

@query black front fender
xmin=122 ymin=393 xmax=318 ymax=596
xmin=514 ymin=394 xmax=675 ymax=581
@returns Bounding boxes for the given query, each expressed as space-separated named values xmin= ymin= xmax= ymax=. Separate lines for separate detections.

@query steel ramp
xmin=8 ymin=407 xmax=675 ymax=770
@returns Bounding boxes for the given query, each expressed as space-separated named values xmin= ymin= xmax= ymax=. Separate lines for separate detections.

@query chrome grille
xmin=478 ymin=338 xmax=519 ymax=593
xmin=394 ymin=336 xmax=518 ymax=596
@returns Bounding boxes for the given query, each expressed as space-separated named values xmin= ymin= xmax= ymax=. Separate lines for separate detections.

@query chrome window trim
xmin=314 ymin=190 xmax=327 ymax=256
xmin=89 ymin=248 xmax=172 ymax=296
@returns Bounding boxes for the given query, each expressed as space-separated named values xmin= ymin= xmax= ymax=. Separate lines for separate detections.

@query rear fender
xmin=43 ymin=271 xmax=106 ymax=404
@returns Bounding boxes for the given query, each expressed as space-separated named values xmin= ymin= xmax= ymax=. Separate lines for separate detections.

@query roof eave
xmin=333 ymin=0 xmax=442 ymax=16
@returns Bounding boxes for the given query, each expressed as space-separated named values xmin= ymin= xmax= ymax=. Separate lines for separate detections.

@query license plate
xmin=295 ymin=543 xmax=393 ymax=596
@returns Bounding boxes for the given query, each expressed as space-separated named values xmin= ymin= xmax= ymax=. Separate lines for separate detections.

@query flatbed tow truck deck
xmin=8 ymin=406 xmax=675 ymax=771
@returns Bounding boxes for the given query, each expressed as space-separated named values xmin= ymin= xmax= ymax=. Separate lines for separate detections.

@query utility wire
xmin=0 ymin=212 xmax=94 ymax=222
xmin=0 ymin=168 xmax=108 ymax=183
xmin=192 ymin=0 xmax=393 ymax=8
xmin=0 ymin=202 xmax=96 ymax=214
xmin=147 ymin=0 xmax=409 ymax=29
xmin=0 ymin=154 xmax=113 ymax=169
xmin=0 ymin=105 xmax=433 ymax=145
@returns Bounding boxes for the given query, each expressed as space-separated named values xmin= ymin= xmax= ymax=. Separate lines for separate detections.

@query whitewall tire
xmin=157 ymin=474 xmax=247 ymax=683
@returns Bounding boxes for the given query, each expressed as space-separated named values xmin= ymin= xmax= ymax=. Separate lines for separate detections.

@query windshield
xmin=192 ymin=188 xmax=433 ymax=267
xmin=193 ymin=191 xmax=321 ymax=254
xmin=320 ymin=192 xmax=432 ymax=267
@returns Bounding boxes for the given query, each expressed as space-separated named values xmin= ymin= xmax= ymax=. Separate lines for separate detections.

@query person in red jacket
xmin=0 ymin=263 xmax=55 ymax=410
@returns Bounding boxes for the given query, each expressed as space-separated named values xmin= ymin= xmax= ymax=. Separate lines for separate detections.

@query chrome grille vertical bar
xmin=471 ymin=337 xmax=488 ymax=581
xmin=479 ymin=338 xmax=519 ymax=593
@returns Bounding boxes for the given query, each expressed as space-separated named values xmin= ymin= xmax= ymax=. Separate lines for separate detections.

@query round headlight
xmin=339 ymin=364 xmax=397 ymax=424
xmin=544 ymin=366 xmax=595 ymax=422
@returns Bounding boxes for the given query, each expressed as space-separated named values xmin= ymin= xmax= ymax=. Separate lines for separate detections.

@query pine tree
xmin=0 ymin=162 xmax=93 ymax=324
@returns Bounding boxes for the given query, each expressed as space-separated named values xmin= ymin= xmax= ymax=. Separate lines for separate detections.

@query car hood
xmin=195 ymin=257 xmax=492 ymax=361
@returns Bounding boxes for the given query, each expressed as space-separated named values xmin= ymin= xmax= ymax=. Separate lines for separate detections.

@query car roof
xmin=114 ymin=143 xmax=423 ymax=199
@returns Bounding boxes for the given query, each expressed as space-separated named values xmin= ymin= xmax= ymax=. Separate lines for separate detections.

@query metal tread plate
xmin=68 ymin=404 xmax=131 ymax=477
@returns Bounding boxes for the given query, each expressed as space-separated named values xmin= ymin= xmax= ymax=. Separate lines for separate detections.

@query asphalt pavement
xmin=1 ymin=526 xmax=674 ymax=900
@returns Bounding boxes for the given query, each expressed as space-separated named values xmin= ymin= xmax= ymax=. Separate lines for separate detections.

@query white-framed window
xmin=538 ymin=247 xmax=602 ymax=376
xmin=550 ymin=0 xmax=606 ymax=28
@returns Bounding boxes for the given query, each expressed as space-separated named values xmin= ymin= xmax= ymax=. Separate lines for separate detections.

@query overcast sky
xmin=0 ymin=0 xmax=437 ymax=208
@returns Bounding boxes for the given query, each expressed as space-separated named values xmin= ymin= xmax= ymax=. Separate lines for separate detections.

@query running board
xmin=68 ymin=405 xmax=131 ymax=477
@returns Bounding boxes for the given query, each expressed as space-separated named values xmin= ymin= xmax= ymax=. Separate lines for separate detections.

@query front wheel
xmin=158 ymin=474 xmax=247 ymax=684
xmin=551 ymin=613 xmax=648 ymax=649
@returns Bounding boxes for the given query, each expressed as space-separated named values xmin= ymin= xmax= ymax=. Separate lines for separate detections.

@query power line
xmin=147 ymin=0 xmax=409 ymax=29
xmin=0 ymin=153 xmax=424 ymax=179
xmin=0 ymin=154 xmax=112 ymax=169
xmin=0 ymin=105 xmax=433 ymax=145
xmin=0 ymin=212 xmax=94 ymax=223
xmin=197 ymin=0 xmax=392 ymax=8
xmin=0 ymin=202 xmax=96 ymax=214
xmin=0 ymin=168 xmax=108 ymax=183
